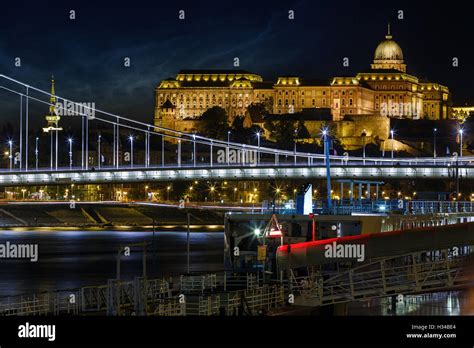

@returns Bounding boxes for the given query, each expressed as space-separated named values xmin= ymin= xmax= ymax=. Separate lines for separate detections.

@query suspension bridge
xmin=0 ymin=74 xmax=472 ymax=186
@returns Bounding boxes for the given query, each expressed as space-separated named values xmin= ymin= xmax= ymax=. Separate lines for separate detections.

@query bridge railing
xmin=407 ymin=201 xmax=474 ymax=215
xmin=290 ymin=248 xmax=474 ymax=306
xmin=228 ymin=199 xmax=474 ymax=216
xmin=316 ymin=199 xmax=474 ymax=215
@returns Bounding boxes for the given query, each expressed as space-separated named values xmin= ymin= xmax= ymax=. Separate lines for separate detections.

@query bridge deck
xmin=0 ymin=163 xmax=472 ymax=186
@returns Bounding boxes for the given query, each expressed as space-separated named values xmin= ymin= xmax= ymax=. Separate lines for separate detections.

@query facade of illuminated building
xmin=154 ymin=27 xmax=452 ymax=134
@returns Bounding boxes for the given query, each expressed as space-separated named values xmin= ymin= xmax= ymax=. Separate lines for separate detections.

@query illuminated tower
xmin=42 ymin=76 xmax=63 ymax=170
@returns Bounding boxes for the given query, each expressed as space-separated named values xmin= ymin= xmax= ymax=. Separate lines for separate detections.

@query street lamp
xmin=322 ymin=128 xmax=328 ymax=163
xmin=210 ymin=186 xmax=215 ymax=202
xmin=97 ymin=134 xmax=102 ymax=169
xmin=256 ymin=131 xmax=261 ymax=164
xmin=433 ymin=128 xmax=437 ymax=159
xmin=8 ymin=140 xmax=12 ymax=171
xmin=459 ymin=128 xmax=464 ymax=157
xmin=67 ymin=138 xmax=73 ymax=170
xmin=294 ymin=129 xmax=298 ymax=165
xmin=390 ymin=129 xmax=394 ymax=161
xmin=361 ymin=131 xmax=367 ymax=164
xmin=178 ymin=139 xmax=182 ymax=167
xmin=35 ymin=137 xmax=39 ymax=170
xmin=166 ymin=185 xmax=171 ymax=201
xmin=193 ymin=133 xmax=196 ymax=167
xmin=227 ymin=131 xmax=231 ymax=166
xmin=322 ymin=128 xmax=328 ymax=143
xmin=129 ymin=135 xmax=134 ymax=168
xmin=275 ymin=188 xmax=281 ymax=210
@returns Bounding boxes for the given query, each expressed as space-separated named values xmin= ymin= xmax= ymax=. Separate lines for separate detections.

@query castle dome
xmin=371 ymin=24 xmax=406 ymax=72
xmin=374 ymin=35 xmax=403 ymax=61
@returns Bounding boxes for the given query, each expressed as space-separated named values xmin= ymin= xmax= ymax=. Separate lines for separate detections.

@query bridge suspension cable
xmin=0 ymin=74 xmax=472 ymax=173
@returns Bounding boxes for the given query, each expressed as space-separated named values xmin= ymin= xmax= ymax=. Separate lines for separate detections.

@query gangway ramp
xmin=277 ymin=222 xmax=474 ymax=307
xmin=277 ymin=222 xmax=474 ymax=269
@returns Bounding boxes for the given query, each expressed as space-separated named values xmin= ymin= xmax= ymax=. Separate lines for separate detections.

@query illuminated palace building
xmin=154 ymin=27 xmax=451 ymax=134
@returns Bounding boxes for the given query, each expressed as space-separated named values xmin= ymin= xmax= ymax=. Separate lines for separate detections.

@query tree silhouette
xmin=199 ymin=106 xmax=229 ymax=140
xmin=296 ymin=119 xmax=310 ymax=139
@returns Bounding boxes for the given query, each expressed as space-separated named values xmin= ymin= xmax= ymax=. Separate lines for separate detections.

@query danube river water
xmin=0 ymin=229 xmax=472 ymax=316
xmin=0 ymin=229 xmax=224 ymax=298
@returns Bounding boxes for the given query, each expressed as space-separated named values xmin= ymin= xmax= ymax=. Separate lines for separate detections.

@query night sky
xmin=0 ymin=0 xmax=473 ymax=127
